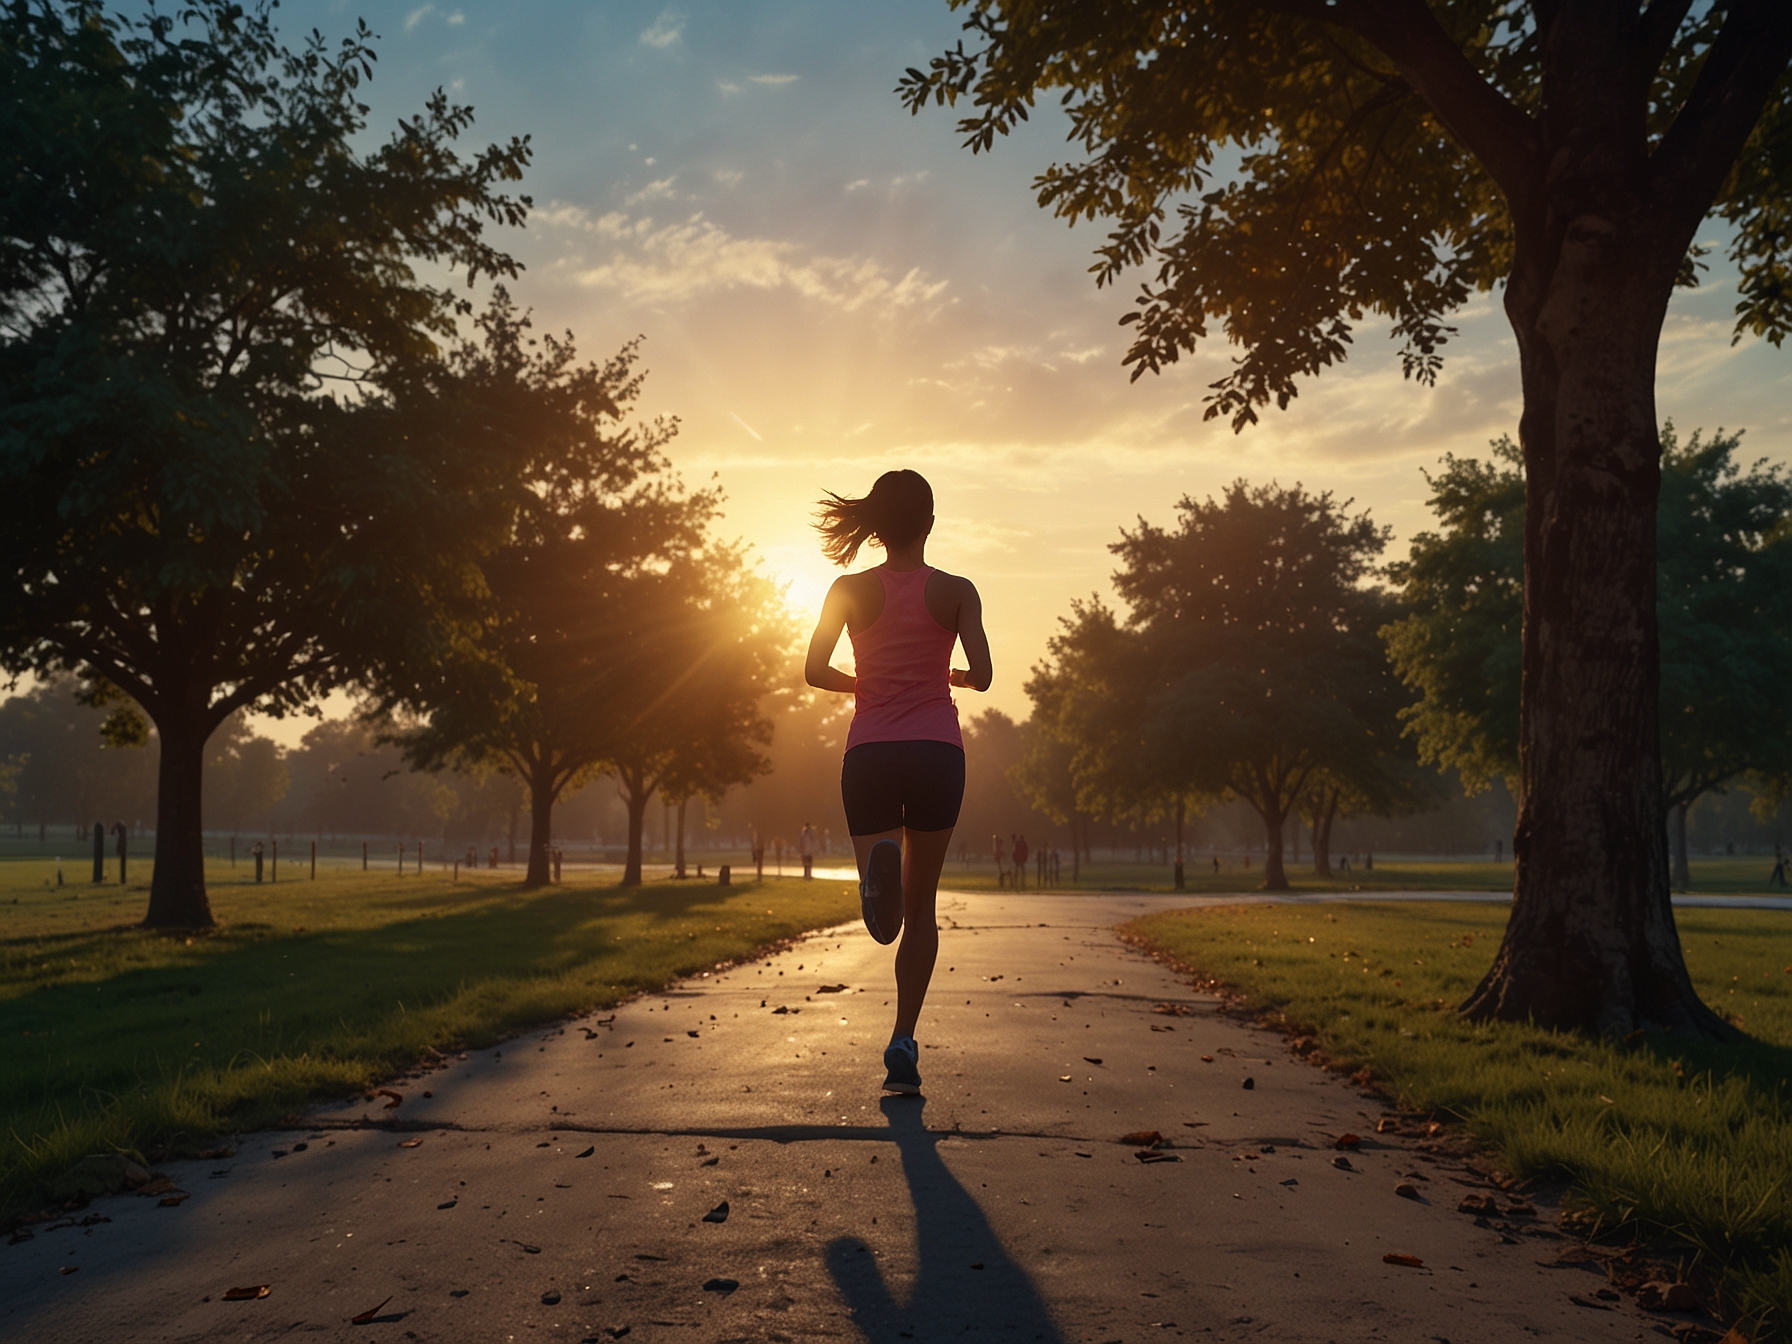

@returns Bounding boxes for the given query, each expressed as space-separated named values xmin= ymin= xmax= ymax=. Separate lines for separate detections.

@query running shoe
xmin=860 ymin=839 xmax=904 ymax=945
xmin=882 ymin=1035 xmax=921 ymax=1095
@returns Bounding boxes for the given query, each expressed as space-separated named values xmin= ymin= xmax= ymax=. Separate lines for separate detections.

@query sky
xmin=216 ymin=2 xmax=1792 ymax=738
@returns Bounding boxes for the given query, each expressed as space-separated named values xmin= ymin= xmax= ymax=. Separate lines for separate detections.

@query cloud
xmin=713 ymin=168 xmax=744 ymax=188
xmin=572 ymin=214 xmax=949 ymax=313
xmin=640 ymin=8 xmax=684 ymax=48
xmin=625 ymin=176 xmax=679 ymax=207
xmin=731 ymin=413 xmax=765 ymax=442
xmin=404 ymin=3 xmax=432 ymax=31
xmin=750 ymin=73 xmax=799 ymax=85
xmin=446 ymin=10 xmax=464 ymax=24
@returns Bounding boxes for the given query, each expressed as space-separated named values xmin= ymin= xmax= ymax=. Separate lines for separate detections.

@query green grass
xmin=942 ymin=854 xmax=1792 ymax=895
xmin=1122 ymin=900 xmax=1792 ymax=1337
xmin=0 ymin=858 xmax=856 ymax=1217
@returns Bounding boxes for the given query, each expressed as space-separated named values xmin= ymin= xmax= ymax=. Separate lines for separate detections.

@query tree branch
xmin=1650 ymin=0 xmax=1792 ymax=221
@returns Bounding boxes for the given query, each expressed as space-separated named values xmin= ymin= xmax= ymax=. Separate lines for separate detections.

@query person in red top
xmin=805 ymin=469 xmax=993 ymax=1095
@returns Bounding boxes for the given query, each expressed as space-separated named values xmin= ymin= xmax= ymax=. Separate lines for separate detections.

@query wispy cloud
xmin=640 ymin=8 xmax=684 ymax=48
xmin=404 ymin=3 xmax=433 ymax=31
xmin=731 ymin=413 xmax=765 ymax=442
xmin=625 ymin=177 xmax=680 ymax=207
xmin=569 ymin=213 xmax=950 ymax=313
xmin=713 ymin=168 xmax=744 ymax=188
xmin=750 ymin=73 xmax=799 ymax=85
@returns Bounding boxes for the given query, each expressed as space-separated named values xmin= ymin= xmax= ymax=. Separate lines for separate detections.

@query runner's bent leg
xmin=893 ymin=825 xmax=953 ymax=1040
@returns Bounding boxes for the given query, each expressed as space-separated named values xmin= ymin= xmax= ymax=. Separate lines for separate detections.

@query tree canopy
xmin=0 ymin=0 xmax=532 ymax=925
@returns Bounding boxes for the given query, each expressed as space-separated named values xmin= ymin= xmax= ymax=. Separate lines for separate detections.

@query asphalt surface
xmin=2 ymin=889 xmax=1717 ymax=1342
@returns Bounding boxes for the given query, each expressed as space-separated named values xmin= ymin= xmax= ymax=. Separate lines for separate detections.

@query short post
xmin=718 ymin=863 xmax=731 ymax=887
xmin=310 ymin=840 xmax=317 ymax=880
xmin=92 ymin=820 xmax=104 ymax=884
xmin=230 ymin=835 xmax=236 ymax=867
xmin=1173 ymin=859 xmax=1185 ymax=892
xmin=398 ymin=843 xmax=404 ymax=876
xmin=117 ymin=825 xmax=127 ymax=885
xmin=271 ymin=839 xmax=278 ymax=882
xmin=362 ymin=841 xmax=368 ymax=871
xmin=416 ymin=840 xmax=423 ymax=875
xmin=453 ymin=860 xmax=459 ymax=882
xmin=253 ymin=842 xmax=264 ymax=883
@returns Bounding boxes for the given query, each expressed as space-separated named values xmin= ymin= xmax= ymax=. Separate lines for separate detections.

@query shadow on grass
xmin=0 ymin=878 xmax=854 ymax=1209
xmin=824 ymin=1097 xmax=1068 ymax=1343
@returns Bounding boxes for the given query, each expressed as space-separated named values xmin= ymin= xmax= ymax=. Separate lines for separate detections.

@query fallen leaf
xmin=1152 ymin=1003 xmax=1195 ymax=1016
xmin=1458 ymin=1193 xmax=1499 ymax=1216
xmin=1120 ymin=1131 xmax=1163 ymax=1147
xmin=1134 ymin=1150 xmax=1181 ymax=1163
xmin=437 ymin=1199 xmax=457 ymax=1210
xmin=1058 ymin=1075 xmax=1072 ymax=1082
xmin=372 ymin=1089 xmax=403 ymax=1110
xmin=771 ymin=1006 xmax=789 ymax=1015
xmin=350 ymin=1296 xmax=393 ymax=1324
xmin=1200 ymin=1055 xmax=1214 ymax=1062
xmin=817 ymin=984 xmax=848 ymax=993
xmin=514 ymin=1242 xmax=541 ymax=1254
xmin=1242 ymin=1077 xmax=1255 ymax=1090
xmin=686 ymin=1031 xmax=699 ymax=1038
xmin=1570 ymin=1295 xmax=1613 ymax=1311
xmin=1279 ymin=1178 xmax=1298 ymax=1187
xmin=398 ymin=1139 xmax=423 ymax=1149
xmin=541 ymin=1291 xmax=562 ymax=1306
xmin=575 ymin=1146 xmax=595 ymax=1159
xmin=1083 ymin=1057 xmax=1103 ymax=1065
xmin=1505 ymin=1198 xmax=1535 ymax=1216
xmin=1376 ymin=1118 xmax=1398 ymax=1134
xmin=1074 ymin=1151 xmax=1093 ymax=1159
xmin=1395 ymin=1183 xmax=1421 ymax=1200
xmin=1382 ymin=1254 xmax=1423 ymax=1268
xmin=702 ymin=1201 xmax=730 ymax=1224
xmin=158 ymin=1193 xmax=190 ymax=1207
xmin=138 ymin=1176 xmax=178 ymax=1196
xmin=1333 ymin=1133 xmax=1361 ymax=1150
xmin=702 ymin=1278 xmax=739 ymax=1295
xmin=223 ymin=1284 xmax=270 ymax=1300
xmin=1637 ymin=1281 xmax=1702 ymax=1312
xmin=605 ymin=1329 xmax=631 ymax=1340
xmin=1331 ymin=1156 xmax=1354 ymax=1171
xmin=197 ymin=1148 xmax=235 ymax=1160
xmin=59 ymin=1265 xmax=78 ymax=1275
xmin=970 ymin=1262 xmax=985 ymax=1270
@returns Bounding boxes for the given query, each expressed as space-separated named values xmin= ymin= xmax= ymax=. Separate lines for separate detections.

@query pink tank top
xmin=845 ymin=565 xmax=963 ymax=751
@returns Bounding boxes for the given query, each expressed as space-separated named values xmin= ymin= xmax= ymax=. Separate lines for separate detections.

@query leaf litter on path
xmin=702 ymin=1201 xmax=730 ymax=1224
xmin=350 ymin=1297 xmax=392 ymax=1324
xmin=222 ymin=1285 xmax=270 ymax=1300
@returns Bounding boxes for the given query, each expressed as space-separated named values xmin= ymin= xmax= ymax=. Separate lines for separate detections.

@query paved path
xmin=4 ymin=891 xmax=1703 ymax=1342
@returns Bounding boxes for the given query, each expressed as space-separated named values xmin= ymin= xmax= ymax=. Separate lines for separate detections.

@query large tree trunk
xmin=524 ymin=758 xmax=555 ymax=889
xmin=1309 ymin=787 xmax=1337 ymax=879
xmin=621 ymin=774 xmax=651 ymax=887
xmin=143 ymin=713 xmax=215 ymax=928
xmin=1258 ymin=803 xmax=1289 ymax=892
xmin=1462 ymin=213 xmax=1728 ymax=1038
xmin=1670 ymin=801 xmax=1692 ymax=891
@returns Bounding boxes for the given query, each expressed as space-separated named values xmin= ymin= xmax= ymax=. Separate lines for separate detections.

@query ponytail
xmin=814 ymin=469 xmax=934 ymax=567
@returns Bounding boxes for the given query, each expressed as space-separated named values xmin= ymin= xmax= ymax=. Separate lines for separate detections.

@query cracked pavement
xmin=2 ymin=890 xmax=1680 ymax=1342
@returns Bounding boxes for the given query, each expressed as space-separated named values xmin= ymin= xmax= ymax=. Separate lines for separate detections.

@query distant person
xmin=1051 ymin=844 xmax=1061 ymax=887
xmin=800 ymin=822 xmax=817 ymax=879
xmin=805 ymin=468 xmax=993 ymax=1097
xmin=1771 ymin=855 xmax=1788 ymax=890
xmin=1013 ymin=834 xmax=1030 ymax=891
xmin=1365 ymin=852 xmax=1373 ymax=872
xmin=1211 ymin=853 xmax=1220 ymax=875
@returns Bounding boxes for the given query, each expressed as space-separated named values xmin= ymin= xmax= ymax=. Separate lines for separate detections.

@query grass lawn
xmin=942 ymin=854 xmax=1792 ymax=896
xmin=0 ymin=858 xmax=856 ymax=1218
xmin=1122 ymin=900 xmax=1792 ymax=1337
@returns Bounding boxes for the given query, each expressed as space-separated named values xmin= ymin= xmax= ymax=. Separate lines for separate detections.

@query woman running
xmin=804 ymin=469 xmax=993 ymax=1095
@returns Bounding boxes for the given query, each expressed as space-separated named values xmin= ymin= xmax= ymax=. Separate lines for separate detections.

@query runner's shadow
xmin=824 ymin=1096 xmax=1067 ymax=1342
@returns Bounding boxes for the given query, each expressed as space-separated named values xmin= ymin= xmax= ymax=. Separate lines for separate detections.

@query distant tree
xmin=1056 ymin=482 xmax=1415 ymax=891
xmin=0 ymin=678 xmax=159 ymax=834
xmin=1386 ymin=426 xmax=1792 ymax=887
xmin=202 ymin=715 xmax=289 ymax=836
xmin=902 ymin=2 xmax=1792 ymax=1033
xmin=0 ymin=1 xmax=532 ymax=927
xmin=604 ymin=547 xmax=786 ymax=887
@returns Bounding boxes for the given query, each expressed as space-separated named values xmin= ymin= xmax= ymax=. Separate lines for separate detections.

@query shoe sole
xmin=881 ymin=1078 xmax=921 ymax=1096
xmin=861 ymin=841 xmax=903 ymax=945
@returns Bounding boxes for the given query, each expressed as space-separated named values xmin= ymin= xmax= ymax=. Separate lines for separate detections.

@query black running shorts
xmin=840 ymin=740 xmax=966 ymax=835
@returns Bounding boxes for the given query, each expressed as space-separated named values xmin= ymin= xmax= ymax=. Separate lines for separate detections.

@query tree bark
xmin=1258 ymin=803 xmax=1289 ymax=892
xmin=1461 ymin=204 xmax=1729 ymax=1037
xmin=1671 ymin=801 xmax=1691 ymax=891
xmin=142 ymin=713 xmax=216 ymax=928
xmin=523 ymin=757 xmax=555 ymax=889
xmin=1309 ymin=787 xmax=1338 ymax=879
xmin=621 ymin=772 xmax=651 ymax=887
